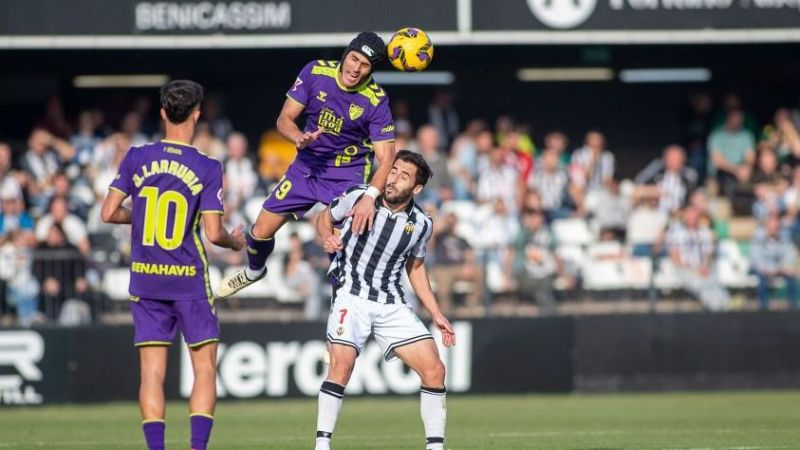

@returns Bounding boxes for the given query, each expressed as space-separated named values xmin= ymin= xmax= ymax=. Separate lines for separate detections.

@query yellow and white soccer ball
xmin=387 ymin=27 xmax=434 ymax=72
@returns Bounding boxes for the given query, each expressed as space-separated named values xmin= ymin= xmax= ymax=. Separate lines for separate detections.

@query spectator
xmin=635 ymin=144 xmax=699 ymax=214
xmin=666 ymin=206 xmax=729 ymax=311
xmin=448 ymin=119 xmax=487 ymax=200
xmin=707 ymin=109 xmax=755 ymax=200
xmin=35 ymin=196 xmax=90 ymax=256
xmin=682 ymin=92 xmax=713 ymax=183
xmin=477 ymin=146 xmax=521 ymax=214
xmin=417 ymin=125 xmax=453 ymax=205
xmin=192 ymin=122 xmax=226 ymax=160
xmin=203 ymin=95 xmax=234 ymax=141
xmin=569 ymin=130 xmax=615 ymax=193
xmin=749 ymin=214 xmax=798 ymax=310
xmin=33 ymin=223 xmax=88 ymax=319
xmin=224 ymin=132 xmax=258 ymax=212
xmin=627 ymin=197 xmax=669 ymax=257
xmin=528 ymin=149 xmax=573 ymax=220
xmin=0 ymin=229 xmax=42 ymax=327
xmin=476 ymin=199 xmax=520 ymax=294
xmin=0 ymin=142 xmax=23 ymax=211
xmin=763 ymin=108 xmax=800 ymax=174
xmin=391 ymin=98 xmax=414 ymax=143
xmin=542 ymin=131 xmax=570 ymax=167
xmin=120 ymin=111 xmax=149 ymax=147
xmin=0 ymin=183 xmax=36 ymax=247
xmin=712 ymin=93 xmax=759 ymax=139
xmin=589 ymin=179 xmax=630 ymax=241
xmin=70 ymin=110 xmax=102 ymax=167
xmin=21 ymin=128 xmax=75 ymax=211
xmin=428 ymin=90 xmax=459 ymax=149
xmin=752 ymin=146 xmax=788 ymax=220
xmin=430 ymin=213 xmax=481 ymax=315
xmin=512 ymin=208 xmax=557 ymax=315
xmin=284 ymin=233 xmax=322 ymax=320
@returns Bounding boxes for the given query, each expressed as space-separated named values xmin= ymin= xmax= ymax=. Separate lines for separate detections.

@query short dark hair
xmin=160 ymin=80 xmax=204 ymax=124
xmin=395 ymin=149 xmax=432 ymax=186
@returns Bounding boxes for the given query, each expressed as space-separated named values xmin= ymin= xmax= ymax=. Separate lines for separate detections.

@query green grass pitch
xmin=1 ymin=391 xmax=799 ymax=449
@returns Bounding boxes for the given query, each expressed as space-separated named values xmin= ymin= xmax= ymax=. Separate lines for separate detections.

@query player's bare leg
xmin=188 ymin=342 xmax=218 ymax=450
xmin=139 ymin=345 xmax=169 ymax=450
xmin=394 ymin=340 xmax=447 ymax=450
xmin=216 ymin=210 xmax=287 ymax=298
xmin=315 ymin=343 xmax=358 ymax=450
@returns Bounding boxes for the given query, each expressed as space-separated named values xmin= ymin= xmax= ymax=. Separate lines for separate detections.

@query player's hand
xmin=323 ymin=234 xmax=344 ymax=253
xmin=295 ymin=127 xmax=325 ymax=150
xmin=432 ymin=313 xmax=456 ymax=347
xmin=349 ymin=195 xmax=376 ymax=235
xmin=230 ymin=225 xmax=246 ymax=251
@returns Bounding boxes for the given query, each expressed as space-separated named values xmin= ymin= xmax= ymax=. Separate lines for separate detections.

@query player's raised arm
xmin=405 ymin=257 xmax=456 ymax=347
xmin=277 ymin=96 xmax=322 ymax=150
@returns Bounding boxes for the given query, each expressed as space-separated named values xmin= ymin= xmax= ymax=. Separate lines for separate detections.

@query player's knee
xmin=328 ymin=358 xmax=355 ymax=385
xmin=420 ymin=360 xmax=446 ymax=387
xmin=140 ymin=366 xmax=166 ymax=384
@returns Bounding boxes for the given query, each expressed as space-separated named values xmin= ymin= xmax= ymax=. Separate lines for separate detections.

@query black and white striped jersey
xmin=327 ymin=184 xmax=433 ymax=304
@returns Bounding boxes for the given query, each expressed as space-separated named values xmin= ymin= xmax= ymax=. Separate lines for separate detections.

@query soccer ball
xmin=387 ymin=27 xmax=434 ymax=72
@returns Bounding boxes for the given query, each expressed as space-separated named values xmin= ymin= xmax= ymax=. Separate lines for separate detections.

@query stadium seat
xmin=244 ymin=196 xmax=268 ymax=223
xmin=716 ymin=239 xmax=757 ymax=288
xmin=101 ymin=268 xmax=131 ymax=301
xmin=552 ymin=218 xmax=594 ymax=246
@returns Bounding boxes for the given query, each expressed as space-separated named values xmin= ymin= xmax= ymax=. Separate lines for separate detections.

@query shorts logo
xmin=316 ymin=91 xmax=327 ymax=102
xmin=336 ymin=326 xmax=345 ymax=336
xmin=349 ymin=103 xmax=364 ymax=121
xmin=404 ymin=222 xmax=415 ymax=234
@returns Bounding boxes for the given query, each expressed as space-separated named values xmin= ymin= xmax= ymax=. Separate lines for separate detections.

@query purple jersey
xmin=286 ymin=60 xmax=395 ymax=180
xmin=109 ymin=140 xmax=224 ymax=301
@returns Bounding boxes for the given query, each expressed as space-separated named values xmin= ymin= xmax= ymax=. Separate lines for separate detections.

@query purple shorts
xmin=263 ymin=163 xmax=366 ymax=219
xmin=130 ymin=298 xmax=220 ymax=348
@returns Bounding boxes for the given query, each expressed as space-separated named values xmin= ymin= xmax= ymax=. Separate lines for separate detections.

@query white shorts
xmin=326 ymin=291 xmax=432 ymax=362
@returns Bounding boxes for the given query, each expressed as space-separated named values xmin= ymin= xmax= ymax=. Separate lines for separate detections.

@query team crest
xmin=349 ymin=103 xmax=364 ymax=121
xmin=404 ymin=222 xmax=415 ymax=234
xmin=336 ymin=326 xmax=344 ymax=336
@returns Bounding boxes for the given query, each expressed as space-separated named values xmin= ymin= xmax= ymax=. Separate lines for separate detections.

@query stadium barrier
xmin=2 ymin=312 xmax=799 ymax=405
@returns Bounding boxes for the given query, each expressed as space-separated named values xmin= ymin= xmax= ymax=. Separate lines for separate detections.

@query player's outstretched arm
xmin=202 ymin=213 xmax=245 ymax=251
xmin=405 ymin=258 xmax=456 ymax=347
xmin=276 ymin=97 xmax=323 ymax=150
xmin=101 ymin=189 xmax=132 ymax=224
xmin=349 ymin=140 xmax=397 ymax=234
xmin=315 ymin=207 xmax=343 ymax=253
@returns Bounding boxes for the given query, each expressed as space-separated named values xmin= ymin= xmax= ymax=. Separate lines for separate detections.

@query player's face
xmin=385 ymin=160 xmax=422 ymax=204
xmin=340 ymin=51 xmax=372 ymax=88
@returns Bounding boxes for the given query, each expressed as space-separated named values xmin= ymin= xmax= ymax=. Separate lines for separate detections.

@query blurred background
xmin=2 ymin=0 xmax=800 ymax=406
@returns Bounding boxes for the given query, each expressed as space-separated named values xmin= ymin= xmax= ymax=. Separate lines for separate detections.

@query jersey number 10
xmin=138 ymin=186 xmax=188 ymax=250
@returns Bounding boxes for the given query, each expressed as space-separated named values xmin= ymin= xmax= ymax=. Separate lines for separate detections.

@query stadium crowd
xmin=2 ymin=91 xmax=800 ymax=327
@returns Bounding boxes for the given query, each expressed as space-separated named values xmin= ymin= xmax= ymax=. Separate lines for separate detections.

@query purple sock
xmin=142 ymin=421 xmax=165 ymax=450
xmin=246 ymin=227 xmax=274 ymax=271
xmin=190 ymin=414 xmax=214 ymax=450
